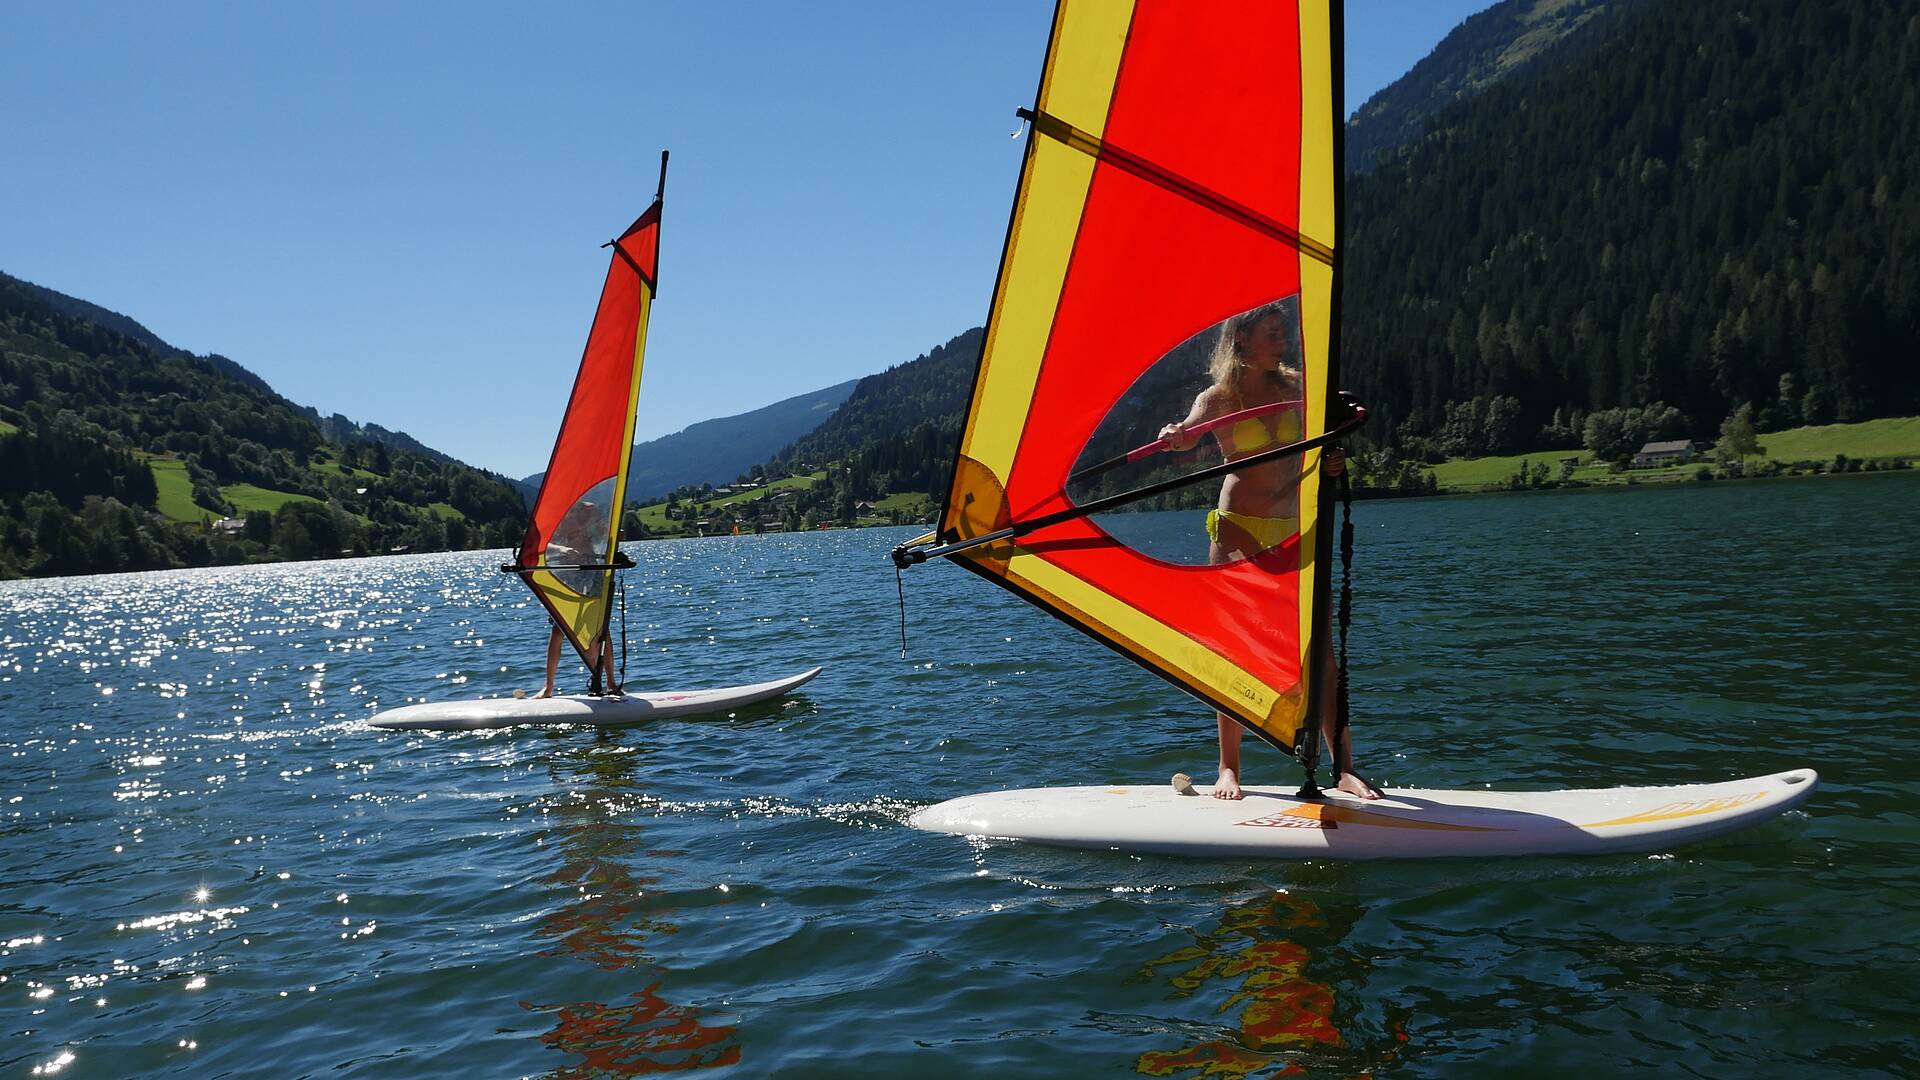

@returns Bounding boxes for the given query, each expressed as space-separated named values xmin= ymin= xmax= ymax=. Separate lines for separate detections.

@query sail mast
xmin=1299 ymin=0 xmax=1348 ymax=775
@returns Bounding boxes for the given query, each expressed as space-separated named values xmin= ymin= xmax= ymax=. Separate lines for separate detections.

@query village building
xmin=1632 ymin=439 xmax=1696 ymax=468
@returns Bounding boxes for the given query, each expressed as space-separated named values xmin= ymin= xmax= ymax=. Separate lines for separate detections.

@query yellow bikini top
xmin=1217 ymin=407 xmax=1302 ymax=458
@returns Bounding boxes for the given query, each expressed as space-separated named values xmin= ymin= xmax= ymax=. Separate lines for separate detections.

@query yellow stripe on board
xmin=1582 ymin=791 xmax=1767 ymax=828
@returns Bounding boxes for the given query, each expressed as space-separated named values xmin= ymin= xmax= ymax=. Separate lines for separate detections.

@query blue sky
xmin=3 ymin=2 xmax=1490 ymax=479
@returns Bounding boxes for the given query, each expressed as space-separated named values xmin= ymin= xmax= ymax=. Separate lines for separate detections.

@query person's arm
xmin=1157 ymin=387 xmax=1222 ymax=452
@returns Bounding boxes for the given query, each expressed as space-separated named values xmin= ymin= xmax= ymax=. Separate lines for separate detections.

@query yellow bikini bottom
xmin=1205 ymin=508 xmax=1299 ymax=551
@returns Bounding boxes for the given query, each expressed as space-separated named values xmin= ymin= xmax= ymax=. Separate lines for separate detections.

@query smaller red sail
xmin=517 ymin=198 xmax=661 ymax=665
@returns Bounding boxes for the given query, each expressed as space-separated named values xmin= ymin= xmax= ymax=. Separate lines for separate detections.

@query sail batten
xmin=906 ymin=0 xmax=1347 ymax=757
xmin=514 ymin=163 xmax=666 ymax=668
xmin=1018 ymin=107 xmax=1337 ymax=267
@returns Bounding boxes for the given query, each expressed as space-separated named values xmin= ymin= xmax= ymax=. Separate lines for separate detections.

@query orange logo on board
xmin=1235 ymin=806 xmax=1335 ymax=830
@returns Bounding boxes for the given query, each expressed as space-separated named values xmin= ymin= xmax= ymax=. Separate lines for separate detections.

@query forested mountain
xmin=714 ymin=0 xmax=1919 ymax=527
xmin=1346 ymin=0 xmax=1616 ymax=173
xmin=757 ymin=328 xmax=985 ymax=518
xmin=308 ymin=411 xmax=459 ymax=467
xmin=774 ymin=328 xmax=983 ymax=469
xmin=1 ymin=271 xmax=277 ymax=395
xmin=0 ymin=274 xmax=528 ymax=578
xmin=1342 ymin=0 xmax=1920 ymax=458
xmin=523 ymin=378 xmax=861 ymax=505
xmin=6 ymin=271 xmax=472 ymax=467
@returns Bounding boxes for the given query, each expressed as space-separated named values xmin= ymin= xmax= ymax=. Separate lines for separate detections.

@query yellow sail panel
xmin=937 ymin=0 xmax=1344 ymax=755
xmin=1295 ymin=0 xmax=1339 ymax=672
xmin=1039 ymin=2 xmax=1136 ymax=132
xmin=608 ymin=285 xmax=652 ymax=538
xmin=956 ymin=2 xmax=1132 ymax=488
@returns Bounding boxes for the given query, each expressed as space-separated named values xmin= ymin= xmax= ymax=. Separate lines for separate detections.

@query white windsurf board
xmin=911 ymin=768 xmax=1816 ymax=860
xmin=369 ymin=666 xmax=822 ymax=731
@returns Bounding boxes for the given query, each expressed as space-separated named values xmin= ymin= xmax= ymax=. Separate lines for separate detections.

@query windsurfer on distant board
xmin=534 ymin=498 xmax=622 ymax=698
xmin=1157 ymin=300 xmax=1380 ymax=801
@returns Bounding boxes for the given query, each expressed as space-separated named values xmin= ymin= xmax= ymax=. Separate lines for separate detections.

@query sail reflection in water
xmin=1134 ymin=891 xmax=1405 ymax=1078
xmin=519 ymin=737 xmax=740 ymax=1074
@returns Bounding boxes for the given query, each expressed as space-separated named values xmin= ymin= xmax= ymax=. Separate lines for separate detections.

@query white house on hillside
xmin=1631 ymin=440 xmax=1696 ymax=468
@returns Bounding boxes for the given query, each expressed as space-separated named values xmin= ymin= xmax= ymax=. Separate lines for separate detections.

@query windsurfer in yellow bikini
xmin=1158 ymin=301 xmax=1381 ymax=802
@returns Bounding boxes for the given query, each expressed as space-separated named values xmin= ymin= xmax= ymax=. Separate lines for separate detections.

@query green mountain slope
xmin=522 ymin=379 xmax=861 ymax=505
xmin=629 ymin=328 xmax=984 ymax=536
xmin=775 ymin=327 xmax=983 ymax=469
xmin=0 ymin=274 xmax=528 ymax=578
xmin=1 ymin=270 xmax=277 ymax=395
xmin=1346 ymin=0 xmax=1618 ymax=173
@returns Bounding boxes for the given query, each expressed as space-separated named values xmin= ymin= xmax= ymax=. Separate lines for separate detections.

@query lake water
xmin=3 ymin=473 xmax=1915 ymax=1078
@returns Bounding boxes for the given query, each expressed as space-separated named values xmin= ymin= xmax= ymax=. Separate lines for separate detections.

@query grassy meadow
xmin=633 ymin=471 xmax=824 ymax=533
xmin=147 ymin=457 xmax=212 ymax=522
xmin=1424 ymin=415 xmax=1920 ymax=493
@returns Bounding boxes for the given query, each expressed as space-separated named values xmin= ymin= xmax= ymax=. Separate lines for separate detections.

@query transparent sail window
xmin=1065 ymin=296 xmax=1309 ymax=566
xmin=545 ymin=476 xmax=617 ymax=595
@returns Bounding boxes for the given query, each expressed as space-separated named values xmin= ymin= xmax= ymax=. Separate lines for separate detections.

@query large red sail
xmin=914 ymin=1 xmax=1345 ymax=755
xmin=516 ymin=188 xmax=662 ymax=665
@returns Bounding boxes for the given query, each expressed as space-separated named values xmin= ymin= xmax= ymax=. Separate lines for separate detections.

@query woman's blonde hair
xmin=1206 ymin=298 xmax=1301 ymax=407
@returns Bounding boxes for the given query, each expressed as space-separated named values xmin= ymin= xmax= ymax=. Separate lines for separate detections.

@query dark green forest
xmin=745 ymin=329 xmax=985 ymax=525
xmin=776 ymin=328 xmax=984 ymax=471
xmin=0 ymin=277 xmax=528 ymax=578
xmin=1343 ymin=0 xmax=1920 ymax=457
xmin=1346 ymin=0 xmax=1613 ymax=174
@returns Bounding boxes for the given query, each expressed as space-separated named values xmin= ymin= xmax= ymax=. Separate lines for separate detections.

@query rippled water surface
xmin=3 ymin=474 xmax=1916 ymax=1078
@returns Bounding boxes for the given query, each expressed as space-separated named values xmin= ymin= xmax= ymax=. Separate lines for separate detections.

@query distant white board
xmin=911 ymin=768 xmax=1817 ymax=860
xmin=369 ymin=667 xmax=822 ymax=731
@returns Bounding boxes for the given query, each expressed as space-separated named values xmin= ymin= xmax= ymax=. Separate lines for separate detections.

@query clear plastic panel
xmin=1066 ymin=295 xmax=1307 ymax=566
xmin=545 ymin=476 xmax=617 ymax=596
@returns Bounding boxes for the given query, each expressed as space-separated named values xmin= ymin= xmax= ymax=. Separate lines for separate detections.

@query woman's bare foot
xmin=1213 ymin=767 xmax=1244 ymax=800
xmin=534 ymin=686 xmax=555 ymax=700
xmin=1335 ymin=771 xmax=1383 ymax=800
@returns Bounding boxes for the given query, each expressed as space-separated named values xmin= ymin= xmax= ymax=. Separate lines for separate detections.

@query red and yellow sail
xmin=516 ymin=186 xmax=662 ymax=664
xmin=935 ymin=1 xmax=1344 ymax=755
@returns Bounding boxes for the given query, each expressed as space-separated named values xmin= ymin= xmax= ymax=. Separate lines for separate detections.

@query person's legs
xmin=1208 ymin=519 xmax=1258 ymax=800
xmin=597 ymin=637 xmax=620 ymax=696
xmin=538 ymin=626 xmax=561 ymax=698
xmin=1214 ymin=712 xmax=1245 ymax=800
xmin=1317 ymin=600 xmax=1380 ymax=799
